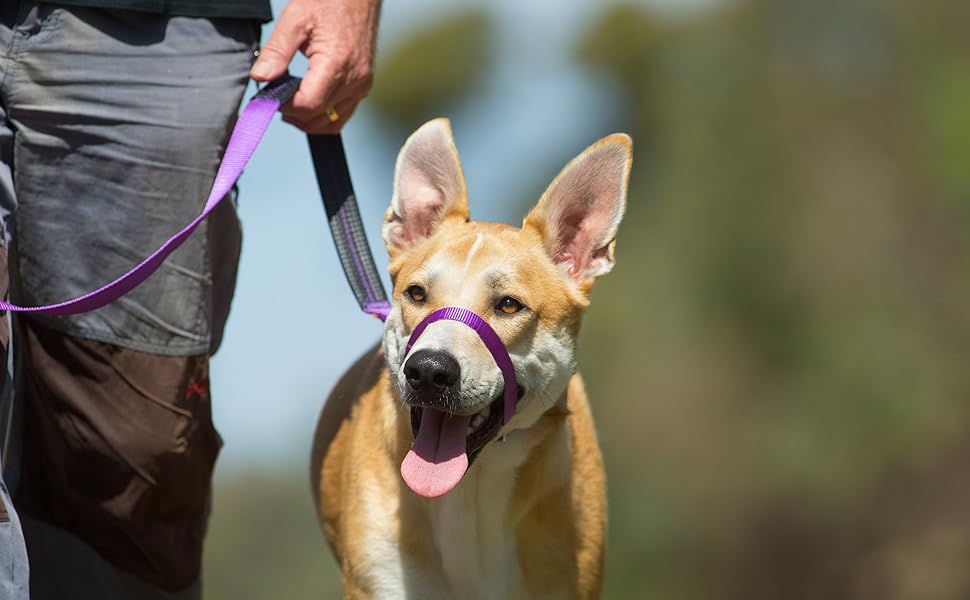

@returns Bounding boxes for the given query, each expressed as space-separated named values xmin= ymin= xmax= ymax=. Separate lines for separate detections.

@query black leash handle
xmin=307 ymin=134 xmax=390 ymax=319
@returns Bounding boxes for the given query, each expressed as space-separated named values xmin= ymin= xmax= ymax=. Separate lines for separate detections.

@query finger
xmin=281 ymin=93 xmax=354 ymax=129
xmin=282 ymin=114 xmax=339 ymax=135
xmin=250 ymin=5 xmax=307 ymax=81
xmin=282 ymin=76 xmax=367 ymax=122
xmin=283 ymin=97 xmax=360 ymax=134
xmin=289 ymin=54 xmax=344 ymax=114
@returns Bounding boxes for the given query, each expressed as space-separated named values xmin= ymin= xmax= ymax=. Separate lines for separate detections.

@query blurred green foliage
xmin=577 ymin=4 xmax=660 ymax=141
xmin=204 ymin=473 xmax=341 ymax=598
xmin=368 ymin=8 xmax=493 ymax=131
xmin=577 ymin=0 xmax=970 ymax=598
xmin=205 ymin=1 xmax=970 ymax=598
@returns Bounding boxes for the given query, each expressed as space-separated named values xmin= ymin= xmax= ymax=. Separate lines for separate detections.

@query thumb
xmin=251 ymin=11 xmax=306 ymax=81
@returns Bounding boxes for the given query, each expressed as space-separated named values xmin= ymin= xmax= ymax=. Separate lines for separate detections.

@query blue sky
xmin=209 ymin=0 xmax=712 ymax=472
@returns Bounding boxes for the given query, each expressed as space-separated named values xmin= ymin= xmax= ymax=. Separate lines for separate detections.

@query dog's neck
xmin=391 ymin=389 xmax=572 ymax=597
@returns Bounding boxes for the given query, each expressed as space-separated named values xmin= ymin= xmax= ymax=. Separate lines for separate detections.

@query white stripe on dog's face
xmin=382 ymin=120 xmax=631 ymax=437
xmin=460 ymin=233 xmax=483 ymax=279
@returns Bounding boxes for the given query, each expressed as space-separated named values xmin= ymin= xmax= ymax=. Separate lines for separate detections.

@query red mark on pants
xmin=186 ymin=378 xmax=209 ymax=398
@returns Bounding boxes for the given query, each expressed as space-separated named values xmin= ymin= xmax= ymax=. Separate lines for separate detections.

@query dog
xmin=311 ymin=118 xmax=632 ymax=599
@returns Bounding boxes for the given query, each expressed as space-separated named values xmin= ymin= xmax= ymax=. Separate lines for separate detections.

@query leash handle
xmin=0 ymin=75 xmax=302 ymax=315
xmin=308 ymin=135 xmax=390 ymax=320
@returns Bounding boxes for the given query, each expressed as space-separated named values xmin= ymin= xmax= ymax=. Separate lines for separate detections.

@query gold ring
xmin=325 ymin=107 xmax=340 ymax=123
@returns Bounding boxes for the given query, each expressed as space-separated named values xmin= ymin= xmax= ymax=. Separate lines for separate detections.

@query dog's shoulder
xmin=311 ymin=343 xmax=387 ymax=544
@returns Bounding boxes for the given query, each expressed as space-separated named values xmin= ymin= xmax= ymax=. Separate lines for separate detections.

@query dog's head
xmin=381 ymin=119 xmax=632 ymax=497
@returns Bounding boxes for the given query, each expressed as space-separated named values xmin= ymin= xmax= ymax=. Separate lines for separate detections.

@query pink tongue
xmin=400 ymin=409 xmax=472 ymax=498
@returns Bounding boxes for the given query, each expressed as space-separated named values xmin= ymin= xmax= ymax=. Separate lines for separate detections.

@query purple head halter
xmin=404 ymin=307 xmax=518 ymax=424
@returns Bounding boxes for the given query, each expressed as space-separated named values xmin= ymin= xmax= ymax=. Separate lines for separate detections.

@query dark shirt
xmin=51 ymin=0 xmax=273 ymax=22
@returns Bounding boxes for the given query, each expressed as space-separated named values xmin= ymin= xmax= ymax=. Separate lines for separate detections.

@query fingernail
xmin=251 ymin=59 xmax=275 ymax=79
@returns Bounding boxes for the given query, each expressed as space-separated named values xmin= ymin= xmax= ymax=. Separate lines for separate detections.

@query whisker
xmin=535 ymin=388 xmax=559 ymax=411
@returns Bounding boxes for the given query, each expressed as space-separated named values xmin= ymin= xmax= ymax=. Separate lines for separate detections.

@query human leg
xmin=1 ymin=3 xmax=257 ymax=596
xmin=0 ymin=6 xmax=30 ymax=597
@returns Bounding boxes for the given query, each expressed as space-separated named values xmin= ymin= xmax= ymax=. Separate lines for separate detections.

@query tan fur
xmin=311 ymin=121 xmax=631 ymax=599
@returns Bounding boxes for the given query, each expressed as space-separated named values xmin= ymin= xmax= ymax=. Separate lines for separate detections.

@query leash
xmin=0 ymin=75 xmax=302 ymax=315
xmin=307 ymin=134 xmax=390 ymax=320
xmin=0 ymin=74 xmax=394 ymax=320
xmin=0 ymin=74 xmax=519 ymax=422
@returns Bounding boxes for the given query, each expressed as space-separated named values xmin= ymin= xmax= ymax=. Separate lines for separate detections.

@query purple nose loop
xmin=405 ymin=307 xmax=518 ymax=424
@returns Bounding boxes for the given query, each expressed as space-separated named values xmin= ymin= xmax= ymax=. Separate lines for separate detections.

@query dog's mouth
xmin=400 ymin=386 xmax=524 ymax=499
xmin=409 ymin=395 xmax=504 ymax=462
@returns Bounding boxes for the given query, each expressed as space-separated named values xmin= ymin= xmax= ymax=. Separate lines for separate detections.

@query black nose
xmin=403 ymin=349 xmax=460 ymax=394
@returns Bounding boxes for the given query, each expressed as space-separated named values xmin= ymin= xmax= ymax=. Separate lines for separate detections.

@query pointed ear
xmin=523 ymin=134 xmax=633 ymax=286
xmin=382 ymin=118 xmax=469 ymax=257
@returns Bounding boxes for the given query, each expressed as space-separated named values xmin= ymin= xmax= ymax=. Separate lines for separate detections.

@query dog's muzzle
xmin=405 ymin=306 xmax=518 ymax=424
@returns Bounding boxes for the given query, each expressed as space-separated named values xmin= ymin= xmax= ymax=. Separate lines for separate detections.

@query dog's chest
xmin=424 ymin=443 xmax=531 ymax=598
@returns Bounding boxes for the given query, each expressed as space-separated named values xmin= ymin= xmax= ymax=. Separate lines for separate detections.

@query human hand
xmin=250 ymin=0 xmax=381 ymax=133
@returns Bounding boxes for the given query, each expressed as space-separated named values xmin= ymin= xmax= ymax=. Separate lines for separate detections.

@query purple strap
xmin=405 ymin=306 xmax=518 ymax=424
xmin=0 ymin=76 xmax=301 ymax=315
xmin=364 ymin=301 xmax=391 ymax=320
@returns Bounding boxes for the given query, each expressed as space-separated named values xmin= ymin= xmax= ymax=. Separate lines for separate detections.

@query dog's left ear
xmin=383 ymin=118 xmax=470 ymax=258
xmin=524 ymin=134 xmax=633 ymax=287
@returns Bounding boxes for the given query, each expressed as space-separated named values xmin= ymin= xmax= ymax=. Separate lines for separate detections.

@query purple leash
xmin=0 ymin=73 xmax=519 ymax=421
xmin=0 ymin=75 xmax=302 ymax=315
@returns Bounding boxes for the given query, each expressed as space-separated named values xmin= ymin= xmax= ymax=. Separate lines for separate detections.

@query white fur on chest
xmin=367 ymin=431 xmax=552 ymax=599
xmin=425 ymin=439 xmax=530 ymax=599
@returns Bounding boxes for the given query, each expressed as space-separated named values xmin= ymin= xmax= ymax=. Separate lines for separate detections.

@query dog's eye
xmin=406 ymin=285 xmax=427 ymax=303
xmin=496 ymin=296 xmax=524 ymax=315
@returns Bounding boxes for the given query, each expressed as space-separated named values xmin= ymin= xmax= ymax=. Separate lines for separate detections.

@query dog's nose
xmin=403 ymin=349 xmax=460 ymax=394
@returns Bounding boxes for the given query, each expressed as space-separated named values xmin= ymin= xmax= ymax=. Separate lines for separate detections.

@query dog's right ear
xmin=382 ymin=119 xmax=469 ymax=258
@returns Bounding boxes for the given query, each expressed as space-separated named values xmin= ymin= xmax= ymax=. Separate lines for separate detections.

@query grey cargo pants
xmin=0 ymin=3 xmax=259 ymax=598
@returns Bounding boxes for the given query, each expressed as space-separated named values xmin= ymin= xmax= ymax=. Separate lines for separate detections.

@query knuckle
xmin=258 ymin=42 xmax=291 ymax=60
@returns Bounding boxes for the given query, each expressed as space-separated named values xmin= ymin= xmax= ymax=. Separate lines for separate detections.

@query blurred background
xmin=205 ymin=0 xmax=970 ymax=598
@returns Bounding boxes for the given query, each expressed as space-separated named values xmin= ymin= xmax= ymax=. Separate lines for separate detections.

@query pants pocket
xmin=15 ymin=320 xmax=221 ymax=590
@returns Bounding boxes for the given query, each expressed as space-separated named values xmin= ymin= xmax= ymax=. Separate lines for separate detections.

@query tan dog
xmin=311 ymin=119 xmax=632 ymax=599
